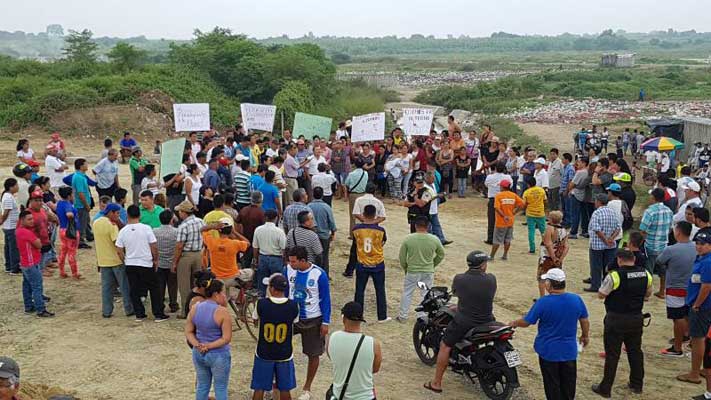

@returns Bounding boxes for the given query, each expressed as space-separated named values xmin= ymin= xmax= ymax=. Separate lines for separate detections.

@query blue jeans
xmin=22 ymin=264 xmax=45 ymax=313
xmin=355 ymin=268 xmax=387 ymax=321
xmin=589 ymin=248 xmax=618 ymax=290
xmin=457 ymin=177 xmax=467 ymax=197
xmin=256 ymin=255 xmax=285 ymax=296
xmin=193 ymin=349 xmax=231 ymax=400
xmin=101 ymin=265 xmax=134 ymax=316
xmin=428 ymin=213 xmax=447 ymax=243
xmin=3 ymin=229 xmax=20 ymax=273
xmin=561 ymin=193 xmax=572 ymax=228
xmin=569 ymin=198 xmax=589 ymax=235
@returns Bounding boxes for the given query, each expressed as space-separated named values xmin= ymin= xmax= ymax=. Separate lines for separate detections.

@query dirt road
xmin=0 ymin=136 xmax=699 ymax=400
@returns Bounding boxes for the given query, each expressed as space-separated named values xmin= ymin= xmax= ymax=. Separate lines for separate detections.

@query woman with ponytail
xmin=1 ymin=178 xmax=21 ymax=274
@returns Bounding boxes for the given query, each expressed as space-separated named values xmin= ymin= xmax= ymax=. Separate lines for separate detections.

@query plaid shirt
xmin=177 ymin=215 xmax=205 ymax=251
xmin=559 ymin=163 xmax=575 ymax=193
xmin=639 ymin=202 xmax=673 ymax=253
xmin=283 ymin=202 xmax=310 ymax=233
xmin=153 ymin=225 xmax=178 ymax=269
xmin=589 ymin=206 xmax=621 ymax=250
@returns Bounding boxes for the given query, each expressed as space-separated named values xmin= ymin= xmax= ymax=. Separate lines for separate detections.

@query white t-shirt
xmin=352 ymin=194 xmax=386 ymax=218
xmin=426 ymin=184 xmax=439 ymax=215
xmin=115 ymin=223 xmax=157 ymax=268
xmin=17 ymin=149 xmax=34 ymax=160
xmin=265 ymin=148 xmax=279 ymax=159
xmin=645 ymin=150 xmax=658 ymax=163
xmin=308 ymin=155 xmax=327 ymax=176
xmin=45 ymin=155 xmax=66 ymax=188
xmin=607 ymin=199 xmax=624 ymax=240
xmin=311 ymin=172 xmax=337 ymax=196
xmin=534 ymin=169 xmax=550 ymax=189
xmin=660 ymin=154 xmax=670 ymax=173
xmin=336 ymin=129 xmax=349 ymax=140
xmin=1 ymin=192 xmax=19 ymax=230
xmin=484 ymin=173 xmax=512 ymax=198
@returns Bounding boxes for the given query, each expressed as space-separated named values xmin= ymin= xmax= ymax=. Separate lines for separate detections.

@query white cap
xmin=541 ymin=268 xmax=566 ymax=282
xmin=235 ymin=154 xmax=249 ymax=161
xmin=683 ymin=181 xmax=701 ymax=192
xmin=534 ymin=157 xmax=546 ymax=164
xmin=218 ymin=217 xmax=234 ymax=227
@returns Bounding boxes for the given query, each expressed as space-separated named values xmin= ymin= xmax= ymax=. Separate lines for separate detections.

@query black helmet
xmin=466 ymin=250 xmax=489 ymax=269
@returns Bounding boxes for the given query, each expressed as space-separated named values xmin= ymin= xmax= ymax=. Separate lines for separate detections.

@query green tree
xmin=62 ymin=29 xmax=98 ymax=63
xmin=108 ymin=42 xmax=146 ymax=73
xmin=273 ymin=81 xmax=314 ymax=129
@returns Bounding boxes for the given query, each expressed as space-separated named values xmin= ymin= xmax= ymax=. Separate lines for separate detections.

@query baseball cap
xmin=683 ymin=181 xmax=701 ymax=192
xmin=534 ymin=157 xmax=546 ymax=164
xmin=541 ymin=268 xmax=566 ymax=282
xmin=174 ymin=200 xmax=195 ymax=214
xmin=695 ymin=231 xmax=711 ymax=245
xmin=105 ymin=203 xmax=121 ymax=213
xmin=499 ymin=179 xmax=512 ymax=189
xmin=466 ymin=250 xmax=489 ymax=269
xmin=30 ymin=189 xmax=43 ymax=199
xmin=414 ymin=175 xmax=425 ymax=183
xmin=613 ymin=172 xmax=632 ymax=183
xmin=132 ymin=146 xmax=142 ymax=154
xmin=262 ymin=273 xmax=288 ymax=292
xmin=607 ymin=183 xmax=622 ymax=193
xmin=0 ymin=356 xmax=20 ymax=379
xmin=341 ymin=301 xmax=366 ymax=322
xmin=218 ymin=217 xmax=234 ymax=227
xmin=235 ymin=154 xmax=249 ymax=161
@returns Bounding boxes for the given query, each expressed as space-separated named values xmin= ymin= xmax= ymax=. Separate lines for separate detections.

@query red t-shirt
xmin=16 ymin=227 xmax=41 ymax=267
xmin=29 ymin=208 xmax=50 ymax=245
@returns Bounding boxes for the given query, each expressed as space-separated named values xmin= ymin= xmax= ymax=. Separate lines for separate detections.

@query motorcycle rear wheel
xmin=412 ymin=319 xmax=439 ymax=366
xmin=478 ymin=367 xmax=515 ymax=400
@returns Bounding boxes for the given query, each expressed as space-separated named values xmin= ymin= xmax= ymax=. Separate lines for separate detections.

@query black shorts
xmin=705 ymin=338 xmax=711 ymax=370
xmin=667 ymin=305 xmax=689 ymax=320
xmin=689 ymin=307 xmax=711 ymax=338
xmin=442 ymin=319 xmax=473 ymax=348
xmin=294 ymin=317 xmax=325 ymax=357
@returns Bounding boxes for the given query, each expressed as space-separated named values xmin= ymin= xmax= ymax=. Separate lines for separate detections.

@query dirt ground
xmin=0 ymin=132 xmax=701 ymax=400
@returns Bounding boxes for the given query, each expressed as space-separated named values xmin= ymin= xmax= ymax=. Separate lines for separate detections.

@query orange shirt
xmin=202 ymin=233 xmax=250 ymax=279
xmin=494 ymin=191 xmax=525 ymax=228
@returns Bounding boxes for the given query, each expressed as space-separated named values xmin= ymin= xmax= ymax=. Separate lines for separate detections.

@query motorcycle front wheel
xmin=478 ymin=367 xmax=515 ymax=400
xmin=412 ymin=319 xmax=439 ymax=366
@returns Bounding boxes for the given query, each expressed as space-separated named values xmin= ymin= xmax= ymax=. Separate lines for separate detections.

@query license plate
xmin=504 ymin=350 xmax=522 ymax=368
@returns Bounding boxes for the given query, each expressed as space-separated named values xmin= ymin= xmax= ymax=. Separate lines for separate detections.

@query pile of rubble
xmin=506 ymin=99 xmax=711 ymax=124
xmin=338 ymin=70 xmax=531 ymax=88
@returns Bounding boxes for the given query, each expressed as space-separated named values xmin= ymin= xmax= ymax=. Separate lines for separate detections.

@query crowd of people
xmin=2 ymin=118 xmax=711 ymax=400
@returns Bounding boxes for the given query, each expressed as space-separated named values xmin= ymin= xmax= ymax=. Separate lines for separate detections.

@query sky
xmin=2 ymin=0 xmax=709 ymax=39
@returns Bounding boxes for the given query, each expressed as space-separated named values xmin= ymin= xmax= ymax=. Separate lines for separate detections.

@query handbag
xmin=65 ymin=218 xmax=77 ymax=240
xmin=325 ymin=334 xmax=366 ymax=400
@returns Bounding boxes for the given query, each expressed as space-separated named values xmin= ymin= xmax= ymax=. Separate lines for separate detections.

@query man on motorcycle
xmin=425 ymin=250 xmax=497 ymax=393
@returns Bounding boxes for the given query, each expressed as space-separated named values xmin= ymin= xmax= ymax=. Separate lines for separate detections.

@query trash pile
xmin=338 ymin=70 xmax=530 ymax=88
xmin=506 ymin=99 xmax=711 ymax=124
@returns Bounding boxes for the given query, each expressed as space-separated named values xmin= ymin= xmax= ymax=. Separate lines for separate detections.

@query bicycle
xmin=226 ymin=277 xmax=260 ymax=341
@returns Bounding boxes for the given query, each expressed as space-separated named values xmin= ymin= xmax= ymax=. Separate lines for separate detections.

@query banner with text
xmin=160 ymin=138 xmax=187 ymax=178
xmin=351 ymin=112 xmax=385 ymax=142
xmin=173 ymin=103 xmax=210 ymax=132
xmin=293 ymin=112 xmax=333 ymax=140
xmin=402 ymin=108 xmax=434 ymax=136
xmin=241 ymin=103 xmax=276 ymax=132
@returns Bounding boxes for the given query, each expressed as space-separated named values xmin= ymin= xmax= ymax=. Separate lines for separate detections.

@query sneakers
xmin=395 ymin=316 xmax=407 ymax=324
xmin=569 ymin=234 xmax=578 ymax=240
xmin=442 ymin=240 xmax=453 ymax=246
xmin=377 ymin=317 xmax=392 ymax=324
xmin=298 ymin=391 xmax=312 ymax=400
xmin=24 ymin=308 xmax=36 ymax=314
xmin=155 ymin=315 xmax=170 ymax=323
xmin=668 ymin=336 xmax=691 ymax=344
xmin=135 ymin=316 xmax=146 ymax=322
xmin=37 ymin=310 xmax=55 ymax=318
xmin=591 ymin=384 xmax=611 ymax=398
xmin=341 ymin=272 xmax=353 ymax=279
xmin=660 ymin=346 xmax=684 ymax=358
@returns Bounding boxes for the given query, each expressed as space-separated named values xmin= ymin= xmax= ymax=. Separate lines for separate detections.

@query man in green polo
xmin=129 ymin=146 xmax=148 ymax=206
xmin=139 ymin=190 xmax=164 ymax=228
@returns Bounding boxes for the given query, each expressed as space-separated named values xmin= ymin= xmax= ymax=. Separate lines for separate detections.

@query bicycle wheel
xmin=241 ymin=292 xmax=259 ymax=341
xmin=227 ymin=299 xmax=243 ymax=331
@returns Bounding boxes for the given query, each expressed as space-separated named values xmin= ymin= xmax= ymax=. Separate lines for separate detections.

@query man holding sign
xmin=351 ymin=112 xmax=386 ymax=143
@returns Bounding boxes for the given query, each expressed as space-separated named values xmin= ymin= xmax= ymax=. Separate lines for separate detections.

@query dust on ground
xmin=0 ymin=135 xmax=699 ymax=400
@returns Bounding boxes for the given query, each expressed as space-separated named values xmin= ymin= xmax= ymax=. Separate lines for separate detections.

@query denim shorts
xmin=250 ymin=356 xmax=296 ymax=392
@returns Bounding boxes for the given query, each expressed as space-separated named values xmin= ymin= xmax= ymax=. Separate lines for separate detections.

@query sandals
xmin=423 ymin=382 xmax=442 ymax=394
xmin=676 ymin=373 xmax=702 ymax=384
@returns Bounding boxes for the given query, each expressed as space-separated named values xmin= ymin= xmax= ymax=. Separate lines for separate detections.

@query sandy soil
xmin=0 ymin=135 xmax=700 ymax=400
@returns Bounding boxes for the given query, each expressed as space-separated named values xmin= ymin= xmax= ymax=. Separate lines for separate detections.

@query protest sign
xmin=351 ymin=112 xmax=385 ymax=142
xmin=241 ymin=103 xmax=276 ymax=132
xmin=159 ymin=138 xmax=186 ymax=178
xmin=173 ymin=103 xmax=210 ymax=132
xmin=402 ymin=108 xmax=434 ymax=136
xmin=293 ymin=112 xmax=333 ymax=140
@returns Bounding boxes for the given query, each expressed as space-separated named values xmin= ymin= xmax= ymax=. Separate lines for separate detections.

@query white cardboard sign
xmin=173 ymin=103 xmax=210 ymax=132
xmin=241 ymin=103 xmax=276 ymax=132
xmin=351 ymin=112 xmax=385 ymax=142
xmin=402 ymin=108 xmax=434 ymax=136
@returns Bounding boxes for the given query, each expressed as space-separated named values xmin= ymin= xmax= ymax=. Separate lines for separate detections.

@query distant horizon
xmin=2 ymin=26 xmax=710 ymax=41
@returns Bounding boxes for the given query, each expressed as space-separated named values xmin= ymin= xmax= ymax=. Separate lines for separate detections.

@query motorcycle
xmin=412 ymin=283 xmax=520 ymax=400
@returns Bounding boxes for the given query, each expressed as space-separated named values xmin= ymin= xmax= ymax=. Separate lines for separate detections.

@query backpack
xmin=621 ymin=200 xmax=634 ymax=231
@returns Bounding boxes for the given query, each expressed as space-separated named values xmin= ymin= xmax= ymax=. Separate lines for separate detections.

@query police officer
xmin=402 ymin=173 xmax=435 ymax=233
xmin=592 ymin=249 xmax=652 ymax=397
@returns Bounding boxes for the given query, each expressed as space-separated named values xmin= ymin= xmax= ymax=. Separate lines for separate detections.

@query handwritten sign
xmin=241 ymin=103 xmax=276 ymax=132
xmin=173 ymin=103 xmax=210 ymax=132
xmin=351 ymin=112 xmax=385 ymax=143
xmin=402 ymin=108 xmax=434 ymax=136
xmin=160 ymin=138 xmax=186 ymax=178
xmin=293 ymin=112 xmax=333 ymax=140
